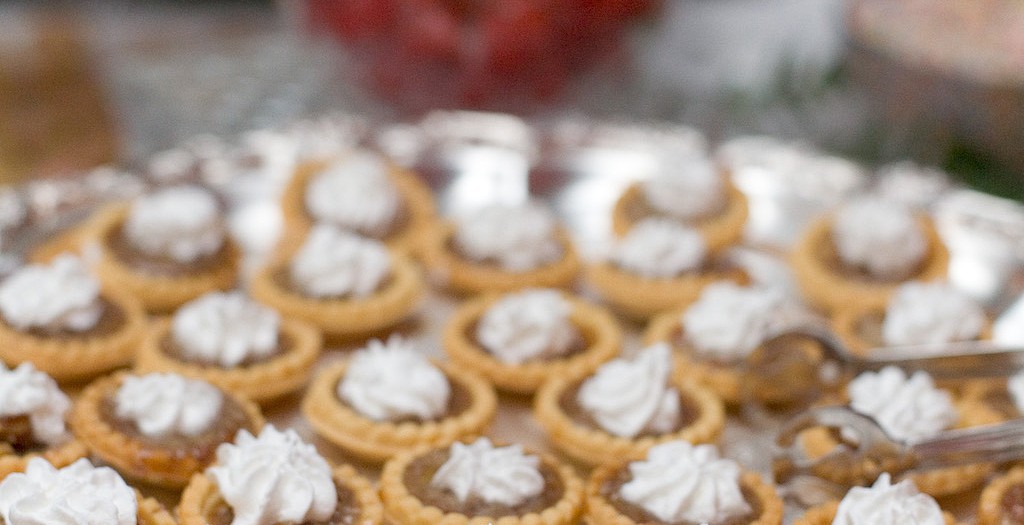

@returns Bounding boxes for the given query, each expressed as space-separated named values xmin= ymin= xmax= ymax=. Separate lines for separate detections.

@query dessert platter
xmin=1 ymin=110 xmax=1024 ymax=524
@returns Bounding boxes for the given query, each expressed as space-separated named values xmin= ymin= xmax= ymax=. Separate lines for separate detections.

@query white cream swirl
xmin=641 ymin=154 xmax=725 ymax=220
xmin=171 ymin=292 xmax=280 ymax=368
xmin=577 ymin=343 xmax=680 ymax=438
xmin=475 ymin=289 xmax=578 ymax=364
xmin=124 ymin=185 xmax=225 ymax=264
xmin=304 ymin=150 xmax=400 ymax=236
xmin=848 ymin=367 xmax=957 ymax=443
xmin=882 ymin=282 xmax=985 ymax=346
xmin=208 ymin=426 xmax=336 ymax=525
xmin=114 ymin=373 xmax=223 ymax=438
xmin=832 ymin=473 xmax=944 ymax=525
xmin=682 ymin=282 xmax=800 ymax=362
xmin=612 ymin=218 xmax=706 ymax=279
xmin=0 ymin=362 xmax=71 ymax=446
xmin=289 ymin=225 xmax=391 ymax=298
xmin=0 ymin=458 xmax=138 ymax=525
xmin=832 ymin=197 xmax=927 ymax=279
xmin=429 ymin=438 xmax=544 ymax=507
xmin=338 ymin=335 xmax=450 ymax=421
xmin=620 ymin=441 xmax=751 ymax=524
xmin=453 ymin=201 xmax=562 ymax=271
xmin=0 ymin=254 xmax=103 ymax=332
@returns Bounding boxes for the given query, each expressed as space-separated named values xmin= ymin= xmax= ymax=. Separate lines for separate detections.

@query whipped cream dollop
xmin=453 ymin=201 xmax=562 ymax=271
xmin=114 ymin=373 xmax=223 ymax=438
xmin=832 ymin=473 xmax=944 ymax=525
xmin=832 ymin=197 xmax=927 ymax=279
xmin=0 ymin=362 xmax=71 ymax=446
xmin=124 ymin=185 xmax=225 ymax=264
xmin=0 ymin=458 xmax=138 ymax=525
xmin=577 ymin=343 xmax=680 ymax=438
xmin=208 ymin=426 xmax=336 ymax=525
xmin=848 ymin=367 xmax=957 ymax=443
xmin=338 ymin=336 xmax=450 ymax=421
xmin=305 ymin=150 xmax=400 ymax=237
xmin=0 ymin=254 xmax=103 ymax=332
xmin=620 ymin=441 xmax=751 ymax=524
xmin=289 ymin=225 xmax=391 ymax=298
xmin=682 ymin=282 xmax=801 ymax=362
xmin=172 ymin=292 xmax=280 ymax=368
xmin=612 ymin=218 xmax=707 ymax=279
xmin=430 ymin=438 xmax=544 ymax=507
xmin=1009 ymin=371 xmax=1024 ymax=415
xmin=882 ymin=282 xmax=985 ymax=346
xmin=475 ymin=289 xmax=578 ymax=365
xmin=641 ymin=154 xmax=725 ymax=220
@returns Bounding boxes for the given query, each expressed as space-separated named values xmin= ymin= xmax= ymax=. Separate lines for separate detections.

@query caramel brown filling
xmin=557 ymin=379 xmax=699 ymax=438
xmin=207 ymin=480 xmax=361 ymax=525
xmin=15 ymin=297 xmax=126 ymax=340
xmin=335 ymin=373 xmax=474 ymax=423
xmin=99 ymin=393 xmax=254 ymax=466
xmin=600 ymin=464 xmax=760 ymax=525
xmin=160 ymin=331 xmax=290 ymax=369
xmin=813 ymin=231 xmax=924 ymax=283
xmin=1001 ymin=482 xmax=1024 ymax=523
xmin=403 ymin=448 xmax=565 ymax=518
xmin=0 ymin=414 xmax=43 ymax=455
xmin=106 ymin=226 xmax=229 ymax=277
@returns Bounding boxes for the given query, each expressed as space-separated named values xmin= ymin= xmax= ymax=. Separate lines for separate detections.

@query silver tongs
xmin=773 ymin=405 xmax=1024 ymax=505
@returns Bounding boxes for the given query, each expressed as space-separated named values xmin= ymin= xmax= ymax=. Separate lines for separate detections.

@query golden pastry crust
xmin=177 ymin=464 xmax=383 ymax=525
xmin=611 ymin=180 xmax=749 ymax=254
xmin=137 ymin=492 xmax=179 ymax=525
xmin=247 ymin=249 xmax=424 ymax=342
xmin=790 ymin=214 xmax=949 ymax=314
xmin=534 ymin=365 xmax=725 ymax=466
xmin=587 ymin=255 xmax=747 ymax=321
xmin=135 ymin=316 xmax=322 ymax=404
xmin=799 ymin=399 xmax=1003 ymax=498
xmin=87 ymin=205 xmax=241 ymax=314
xmin=0 ymin=438 xmax=89 ymax=481
xmin=278 ymin=157 xmax=437 ymax=257
xmin=0 ymin=288 xmax=146 ymax=383
xmin=420 ymin=222 xmax=580 ymax=295
xmin=586 ymin=467 xmax=782 ymax=525
xmin=301 ymin=359 xmax=497 ymax=463
xmin=442 ymin=293 xmax=621 ymax=395
xmin=69 ymin=372 xmax=264 ymax=488
xmin=794 ymin=500 xmax=957 ymax=525
xmin=832 ymin=302 xmax=993 ymax=357
xmin=978 ymin=466 xmax=1024 ymax=525
xmin=379 ymin=444 xmax=584 ymax=525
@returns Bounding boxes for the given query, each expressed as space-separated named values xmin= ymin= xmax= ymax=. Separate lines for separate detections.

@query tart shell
xmin=586 ymin=467 xmax=783 ymax=525
xmin=978 ymin=466 xmax=1024 ymax=525
xmin=0 ymin=438 xmax=89 ymax=481
xmin=534 ymin=362 xmax=725 ymax=467
xmin=135 ymin=316 xmax=322 ymax=404
xmin=443 ymin=293 xmax=621 ymax=395
xmin=379 ymin=444 xmax=584 ymax=525
xmin=177 ymin=464 xmax=383 ymax=525
xmin=69 ymin=371 xmax=264 ymax=488
xmin=301 ymin=359 xmax=497 ymax=463
xmin=0 ymin=288 xmax=146 ymax=383
xmin=831 ymin=302 xmax=993 ymax=357
xmin=794 ymin=500 xmax=957 ymax=525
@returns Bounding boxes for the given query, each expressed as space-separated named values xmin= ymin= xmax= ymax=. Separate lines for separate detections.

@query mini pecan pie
xmin=249 ymin=225 xmax=424 ymax=342
xmin=135 ymin=292 xmax=321 ymax=403
xmin=419 ymin=201 xmax=580 ymax=295
xmin=0 ymin=255 xmax=147 ymax=382
xmin=177 ymin=426 xmax=383 ymax=525
xmin=302 ymin=335 xmax=496 ymax=463
xmin=586 ymin=441 xmax=783 ymax=525
xmin=380 ymin=438 xmax=584 ymax=525
xmin=796 ymin=474 xmax=956 ymax=525
xmin=978 ymin=466 xmax=1024 ymax=525
xmin=278 ymin=149 xmax=436 ymax=256
xmin=70 ymin=372 xmax=263 ymax=488
xmin=443 ymin=290 xmax=620 ymax=395
xmin=535 ymin=343 xmax=724 ymax=466
xmin=588 ymin=218 xmax=748 ymax=320
xmin=791 ymin=197 xmax=948 ymax=314
xmin=87 ymin=186 xmax=240 ymax=314
xmin=0 ymin=362 xmax=87 ymax=479
xmin=611 ymin=154 xmax=748 ymax=254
